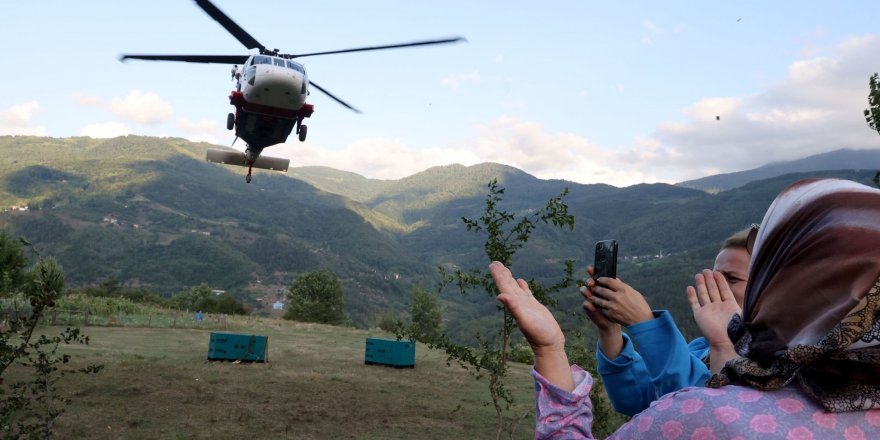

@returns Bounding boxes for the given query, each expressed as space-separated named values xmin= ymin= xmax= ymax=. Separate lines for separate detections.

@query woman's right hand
xmin=583 ymin=266 xmax=653 ymax=327
xmin=581 ymin=266 xmax=620 ymax=332
xmin=582 ymin=266 xmax=624 ymax=358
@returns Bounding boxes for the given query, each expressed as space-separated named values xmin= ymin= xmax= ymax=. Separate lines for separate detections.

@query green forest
xmin=1 ymin=135 xmax=878 ymax=338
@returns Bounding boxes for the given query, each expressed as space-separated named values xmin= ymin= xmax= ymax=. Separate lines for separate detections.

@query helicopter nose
xmin=257 ymin=69 xmax=302 ymax=96
xmin=247 ymin=67 xmax=306 ymax=108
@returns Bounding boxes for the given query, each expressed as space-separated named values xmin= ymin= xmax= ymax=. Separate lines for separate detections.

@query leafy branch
xmin=864 ymin=73 xmax=880 ymax=189
xmin=1 ymin=236 xmax=103 ymax=439
xmin=403 ymin=179 xmax=575 ymax=439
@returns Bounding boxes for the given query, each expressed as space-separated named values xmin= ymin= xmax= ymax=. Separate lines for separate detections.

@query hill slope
xmin=3 ymin=136 xmax=877 ymax=337
xmin=0 ymin=136 xmax=423 ymax=326
xmin=677 ymin=148 xmax=880 ymax=192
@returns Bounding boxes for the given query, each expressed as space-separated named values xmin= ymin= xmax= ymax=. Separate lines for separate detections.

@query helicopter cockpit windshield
xmin=286 ymin=61 xmax=305 ymax=74
xmin=251 ymin=55 xmax=272 ymax=65
xmin=246 ymin=55 xmax=305 ymax=75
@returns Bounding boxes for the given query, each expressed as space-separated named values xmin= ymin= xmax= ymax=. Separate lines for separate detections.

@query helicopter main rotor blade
xmin=195 ymin=0 xmax=265 ymax=51
xmin=120 ymin=54 xmax=250 ymax=64
xmin=309 ymin=81 xmax=361 ymax=114
xmin=286 ymin=37 xmax=466 ymax=59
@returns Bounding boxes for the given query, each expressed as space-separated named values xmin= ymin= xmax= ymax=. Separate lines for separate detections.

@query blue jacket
xmin=596 ymin=310 xmax=710 ymax=416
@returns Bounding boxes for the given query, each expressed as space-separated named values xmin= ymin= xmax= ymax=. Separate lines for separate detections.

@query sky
xmin=2 ymin=1 xmax=879 ymax=187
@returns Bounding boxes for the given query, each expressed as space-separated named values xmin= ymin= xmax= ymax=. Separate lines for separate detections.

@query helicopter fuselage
xmin=230 ymin=54 xmax=313 ymax=151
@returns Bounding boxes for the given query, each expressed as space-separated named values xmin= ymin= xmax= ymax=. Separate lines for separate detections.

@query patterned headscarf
xmin=709 ymin=178 xmax=880 ymax=412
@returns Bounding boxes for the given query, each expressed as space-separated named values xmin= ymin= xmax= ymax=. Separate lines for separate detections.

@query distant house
xmin=272 ymin=301 xmax=284 ymax=310
xmin=211 ymin=289 xmax=225 ymax=296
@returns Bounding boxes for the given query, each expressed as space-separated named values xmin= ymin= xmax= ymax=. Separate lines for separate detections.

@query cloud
xmin=71 ymin=93 xmax=102 ymax=106
xmin=175 ymin=117 xmax=227 ymax=145
xmin=643 ymin=20 xmax=661 ymax=33
xmin=80 ymin=122 xmax=133 ymax=138
xmin=641 ymin=19 xmax=663 ymax=45
xmin=441 ymin=72 xmax=480 ymax=89
xmin=466 ymin=117 xmax=659 ymax=186
xmin=637 ymin=34 xmax=880 ymax=182
xmin=0 ymin=101 xmax=47 ymax=135
xmin=273 ymin=137 xmax=481 ymax=181
xmin=109 ymin=90 xmax=173 ymax=125
xmin=273 ymin=116 xmax=657 ymax=187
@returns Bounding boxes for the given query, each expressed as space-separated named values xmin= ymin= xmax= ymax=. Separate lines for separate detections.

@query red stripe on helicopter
xmin=228 ymin=92 xmax=313 ymax=119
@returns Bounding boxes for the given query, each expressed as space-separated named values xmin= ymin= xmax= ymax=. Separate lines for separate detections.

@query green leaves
xmin=865 ymin=73 xmax=880 ymax=136
xmin=864 ymin=73 xmax=880 ymax=188
xmin=0 ymin=235 xmax=102 ymax=438
xmin=284 ymin=269 xmax=349 ymax=326
xmin=410 ymin=285 xmax=443 ymax=342
xmin=414 ymin=179 xmax=576 ymax=438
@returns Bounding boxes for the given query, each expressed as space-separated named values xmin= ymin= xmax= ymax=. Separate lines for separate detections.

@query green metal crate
xmin=207 ymin=332 xmax=268 ymax=363
xmin=365 ymin=337 xmax=415 ymax=368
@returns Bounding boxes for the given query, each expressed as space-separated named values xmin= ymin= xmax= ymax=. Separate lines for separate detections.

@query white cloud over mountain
xmin=0 ymin=101 xmax=47 ymax=136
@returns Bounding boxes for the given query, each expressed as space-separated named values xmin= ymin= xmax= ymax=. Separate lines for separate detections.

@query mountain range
xmin=676 ymin=148 xmax=880 ymax=192
xmin=1 ymin=135 xmax=877 ymax=338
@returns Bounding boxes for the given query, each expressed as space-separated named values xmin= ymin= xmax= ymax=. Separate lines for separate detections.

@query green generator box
xmin=207 ymin=332 xmax=268 ymax=363
xmin=364 ymin=337 xmax=415 ymax=368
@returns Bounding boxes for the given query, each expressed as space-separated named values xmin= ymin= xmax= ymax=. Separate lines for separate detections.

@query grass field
xmin=12 ymin=320 xmax=544 ymax=439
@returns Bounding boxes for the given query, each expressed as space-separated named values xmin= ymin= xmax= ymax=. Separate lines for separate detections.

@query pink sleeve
xmin=532 ymin=364 xmax=596 ymax=439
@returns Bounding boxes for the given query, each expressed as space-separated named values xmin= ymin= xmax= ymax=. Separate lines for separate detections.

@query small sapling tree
xmin=404 ymin=179 xmax=576 ymax=439
xmin=0 ymin=235 xmax=103 ymax=438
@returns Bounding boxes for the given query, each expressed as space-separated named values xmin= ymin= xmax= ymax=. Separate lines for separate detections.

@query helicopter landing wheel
xmin=298 ymin=124 xmax=307 ymax=142
xmin=227 ymin=113 xmax=235 ymax=130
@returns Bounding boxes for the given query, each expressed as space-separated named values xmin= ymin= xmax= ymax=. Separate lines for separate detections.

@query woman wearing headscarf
xmin=490 ymin=178 xmax=880 ymax=439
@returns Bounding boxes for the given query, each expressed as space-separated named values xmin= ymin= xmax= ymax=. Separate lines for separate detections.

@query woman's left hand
xmin=490 ymin=261 xmax=565 ymax=354
xmin=687 ymin=269 xmax=741 ymax=349
xmin=491 ymin=261 xmax=574 ymax=392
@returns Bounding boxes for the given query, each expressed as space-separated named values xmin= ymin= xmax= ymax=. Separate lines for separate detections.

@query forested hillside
xmin=0 ymin=136 xmax=423 ymax=326
xmin=2 ymin=135 xmax=876 ymax=338
xmin=677 ymin=148 xmax=880 ymax=192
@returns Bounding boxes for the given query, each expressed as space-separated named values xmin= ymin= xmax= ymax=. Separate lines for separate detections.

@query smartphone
xmin=593 ymin=239 xmax=618 ymax=280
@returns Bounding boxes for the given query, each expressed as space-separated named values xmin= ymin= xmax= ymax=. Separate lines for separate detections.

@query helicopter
xmin=121 ymin=0 xmax=464 ymax=183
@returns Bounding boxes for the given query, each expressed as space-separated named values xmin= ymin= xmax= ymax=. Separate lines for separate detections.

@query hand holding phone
xmin=587 ymin=239 xmax=653 ymax=326
xmin=593 ymin=239 xmax=618 ymax=280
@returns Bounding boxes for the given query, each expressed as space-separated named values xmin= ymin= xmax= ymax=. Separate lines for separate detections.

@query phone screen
xmin=593 ymin=239 xmax=618 ymax=280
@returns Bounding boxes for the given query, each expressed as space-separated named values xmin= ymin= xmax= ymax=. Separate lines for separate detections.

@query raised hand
xmin=490 ymin=261 xmax=574 ymax=391
xmin=490 ymin=261 xmax=565 ymax=352
xmin=687 ymin=269 xmax=740 ymax=373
